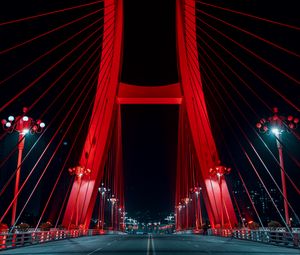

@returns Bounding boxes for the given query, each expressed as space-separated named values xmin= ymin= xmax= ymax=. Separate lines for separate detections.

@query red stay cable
xmin=197 ymin=44 xmax=300 ymax=196
xmin=198 ymin=54 xmax=300 ymax=221
xmin=0 ymin=57 xmax=101 ymax=224
xmin=186 ymin=18 xmax=299 ymax=193
xmin=0 ymin=15 xmax=106 ymax=113
xmin=184 ymin=21 xmax=272 ymax=113
xmin=195 ymin=16 xmax=300 ymax=85
xmin=0 ymin=8 xmax=104 ymax=55
xmin=0 ymin=12 xmax=112 ymax=86
xmin=195 ymin=8 xmax=300 ymax=58
xmin=13 ymin=72 xmax=100 ymax=229
xmin=200 ymin=68 xmax=297 ymax=230
xmin=196 ymin=1 xmax=300 ymax=31
xmin=196 ymin=23 xmax=300 ymax=112
xmin=0 ymin=0 xmax=104 ymax=26
xmin=0 ymin=34 xmax=103 ymax=199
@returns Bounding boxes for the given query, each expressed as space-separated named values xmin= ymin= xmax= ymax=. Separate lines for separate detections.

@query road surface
xmin=1 ymin=234 xmax=299 ymax=255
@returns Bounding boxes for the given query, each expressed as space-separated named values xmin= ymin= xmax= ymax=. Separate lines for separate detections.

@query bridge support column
xmin=176 ymin=0 xmax=237 ymax=228
xmin=62 ymin=0 xmax=123 ymax=228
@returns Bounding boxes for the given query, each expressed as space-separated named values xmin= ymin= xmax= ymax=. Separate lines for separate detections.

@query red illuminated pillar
xmin=176 ymin=0 xmax=237 ymax=228
xmin=63 ymin=0 xmax=123 ymax=228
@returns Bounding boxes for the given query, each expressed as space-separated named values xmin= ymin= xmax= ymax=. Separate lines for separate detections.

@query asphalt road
xmin=1 ymin=234 xmax=299 ymax=255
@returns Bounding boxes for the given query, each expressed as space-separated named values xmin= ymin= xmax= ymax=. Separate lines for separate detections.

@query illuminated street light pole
xmin=175 ymin=203 xmax=183 ymax=231
xmin=191 ymin=187 xmax=202 ymax=230
xmin=98 ymin=183 xmax=109 ymax=230
xmin=256 ymin=107 xmax=298 ymax=226
xmin=1 ymin=107 xmax=45 ymax=227
xmin=182 ymin=197 xmax=192 ymax=230
xmin=68 ymin=166 xmax=91 ymax=226
xmin=209 ymin=165 xmax=231 ymax=228
xmin=108 ymin=195 xmax=117 ymax=230
xmin=118 ymin=207 xmax=125 ymax=231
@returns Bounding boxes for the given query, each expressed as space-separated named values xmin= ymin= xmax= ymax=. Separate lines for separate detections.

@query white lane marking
xmin=87 ymin=238 xmax=117 ymax=255
xmin=151 ymin=235 xmax=156 ymax=255
xmin=87 ymin=247 xmax=103 ymax=255
xmin=147 ymin=235 xmax=151 ymax=255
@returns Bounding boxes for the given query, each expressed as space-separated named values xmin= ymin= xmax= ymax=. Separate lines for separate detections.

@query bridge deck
xmin=1 ymin=234 xmax=299 ymax=255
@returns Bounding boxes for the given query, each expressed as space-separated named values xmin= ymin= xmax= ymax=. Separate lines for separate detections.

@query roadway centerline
xmin=151 ymin=235 xmax=156 ymax=255
xmin=147 ymin=234 xmax=151 ymax=255
xmin=147 ymin=234 xmax=156 ymax=255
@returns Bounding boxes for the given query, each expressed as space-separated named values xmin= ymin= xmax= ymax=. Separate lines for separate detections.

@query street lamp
xmin=1 ymin=107 xmax=45 ymax=226
xmin=256 ymin=107 xmax=298 ymax=226
xmin=175 ymin=203 xmax=183 ymax=230
xmin=182 ymin=197 xmax=192 ymax=230
xmin=209 ymin=164 xmax=231 ymax=228
xmin=98 ymin=183 xmax=109 ymax=230
xmin=190 ymin=187 xmax=203 ymax=230
xmin=118 ymin=207 xmax=125 ymax=231
xmin=108 ymin=195 xmax=118 ymax=230
xmin=68 ymin=166 xmax=91 ymax=226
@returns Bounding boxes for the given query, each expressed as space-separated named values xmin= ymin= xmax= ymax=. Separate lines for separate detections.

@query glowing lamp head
xmin=22 ymin=116 xmax=29 ymax=121
xmin=5 ymin=122 xmax=11 ymax=128
xmin=216 ymin=172 xmax=222 ymax=177
xmin=22 ymin=129 xmax=29 ymax=134
xmin=8 ymin=116 xmax=14 ymax=121
xmin=40 ymin=122 xmax=45 ymax=128
xmin=271 ymin=128 xmax=281 ymax=135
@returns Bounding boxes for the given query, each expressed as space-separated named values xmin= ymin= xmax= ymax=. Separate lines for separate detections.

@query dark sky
xmin=0 ymin=0 xmax=299 ymax=225
xmin=120 ymin=0 xmax=178 ymax=221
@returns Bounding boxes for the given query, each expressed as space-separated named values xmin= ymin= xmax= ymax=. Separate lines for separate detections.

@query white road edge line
xmin=87 ymin=247 xmax=103 ymax=255
xmin=87 ymin=239 xmax=117 ymax=255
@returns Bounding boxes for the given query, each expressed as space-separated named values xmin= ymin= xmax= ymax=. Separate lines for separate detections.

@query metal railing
xmin=208 ymin=228 xmax=300 ymax=248
xmin=0 ymin=229 xmax=123 ymax=250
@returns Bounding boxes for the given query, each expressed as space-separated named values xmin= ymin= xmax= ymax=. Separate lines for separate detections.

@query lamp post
xmin=108 ymin=195 xmax=117 ymax=230
xmin=209 ymin=165 xmax=231 ymax=228
xmin=1 ymin=107 xmax=45 ymax=226
xmin=68 ymin=166 xmax=91 ymax=226
xmin=98 ymin=183 xmax=109 ymax=230
xmin=191 ymin=187 xmax=203 ymax=230
xmin=175 ymin=203 xmax=183 ymax=231
xmin=256 ymin=107 xmax=298 ymax=226
xmin=182 ymin=197 xmax=192 ymax=230
xmin=118 ymin=207 xmax=126 ymax=231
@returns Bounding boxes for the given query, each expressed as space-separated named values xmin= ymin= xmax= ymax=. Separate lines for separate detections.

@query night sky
xmin=0 ymin=0 xmax=299 ymax=225
xmin=121 ymin=0 xmax=178 ymax=221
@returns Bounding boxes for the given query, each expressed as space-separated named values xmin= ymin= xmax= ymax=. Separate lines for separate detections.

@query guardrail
xmin=0 ymin=229 xmax=123 ymax=250
xmin=208 ymin=228 xmax=300 ymax=248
